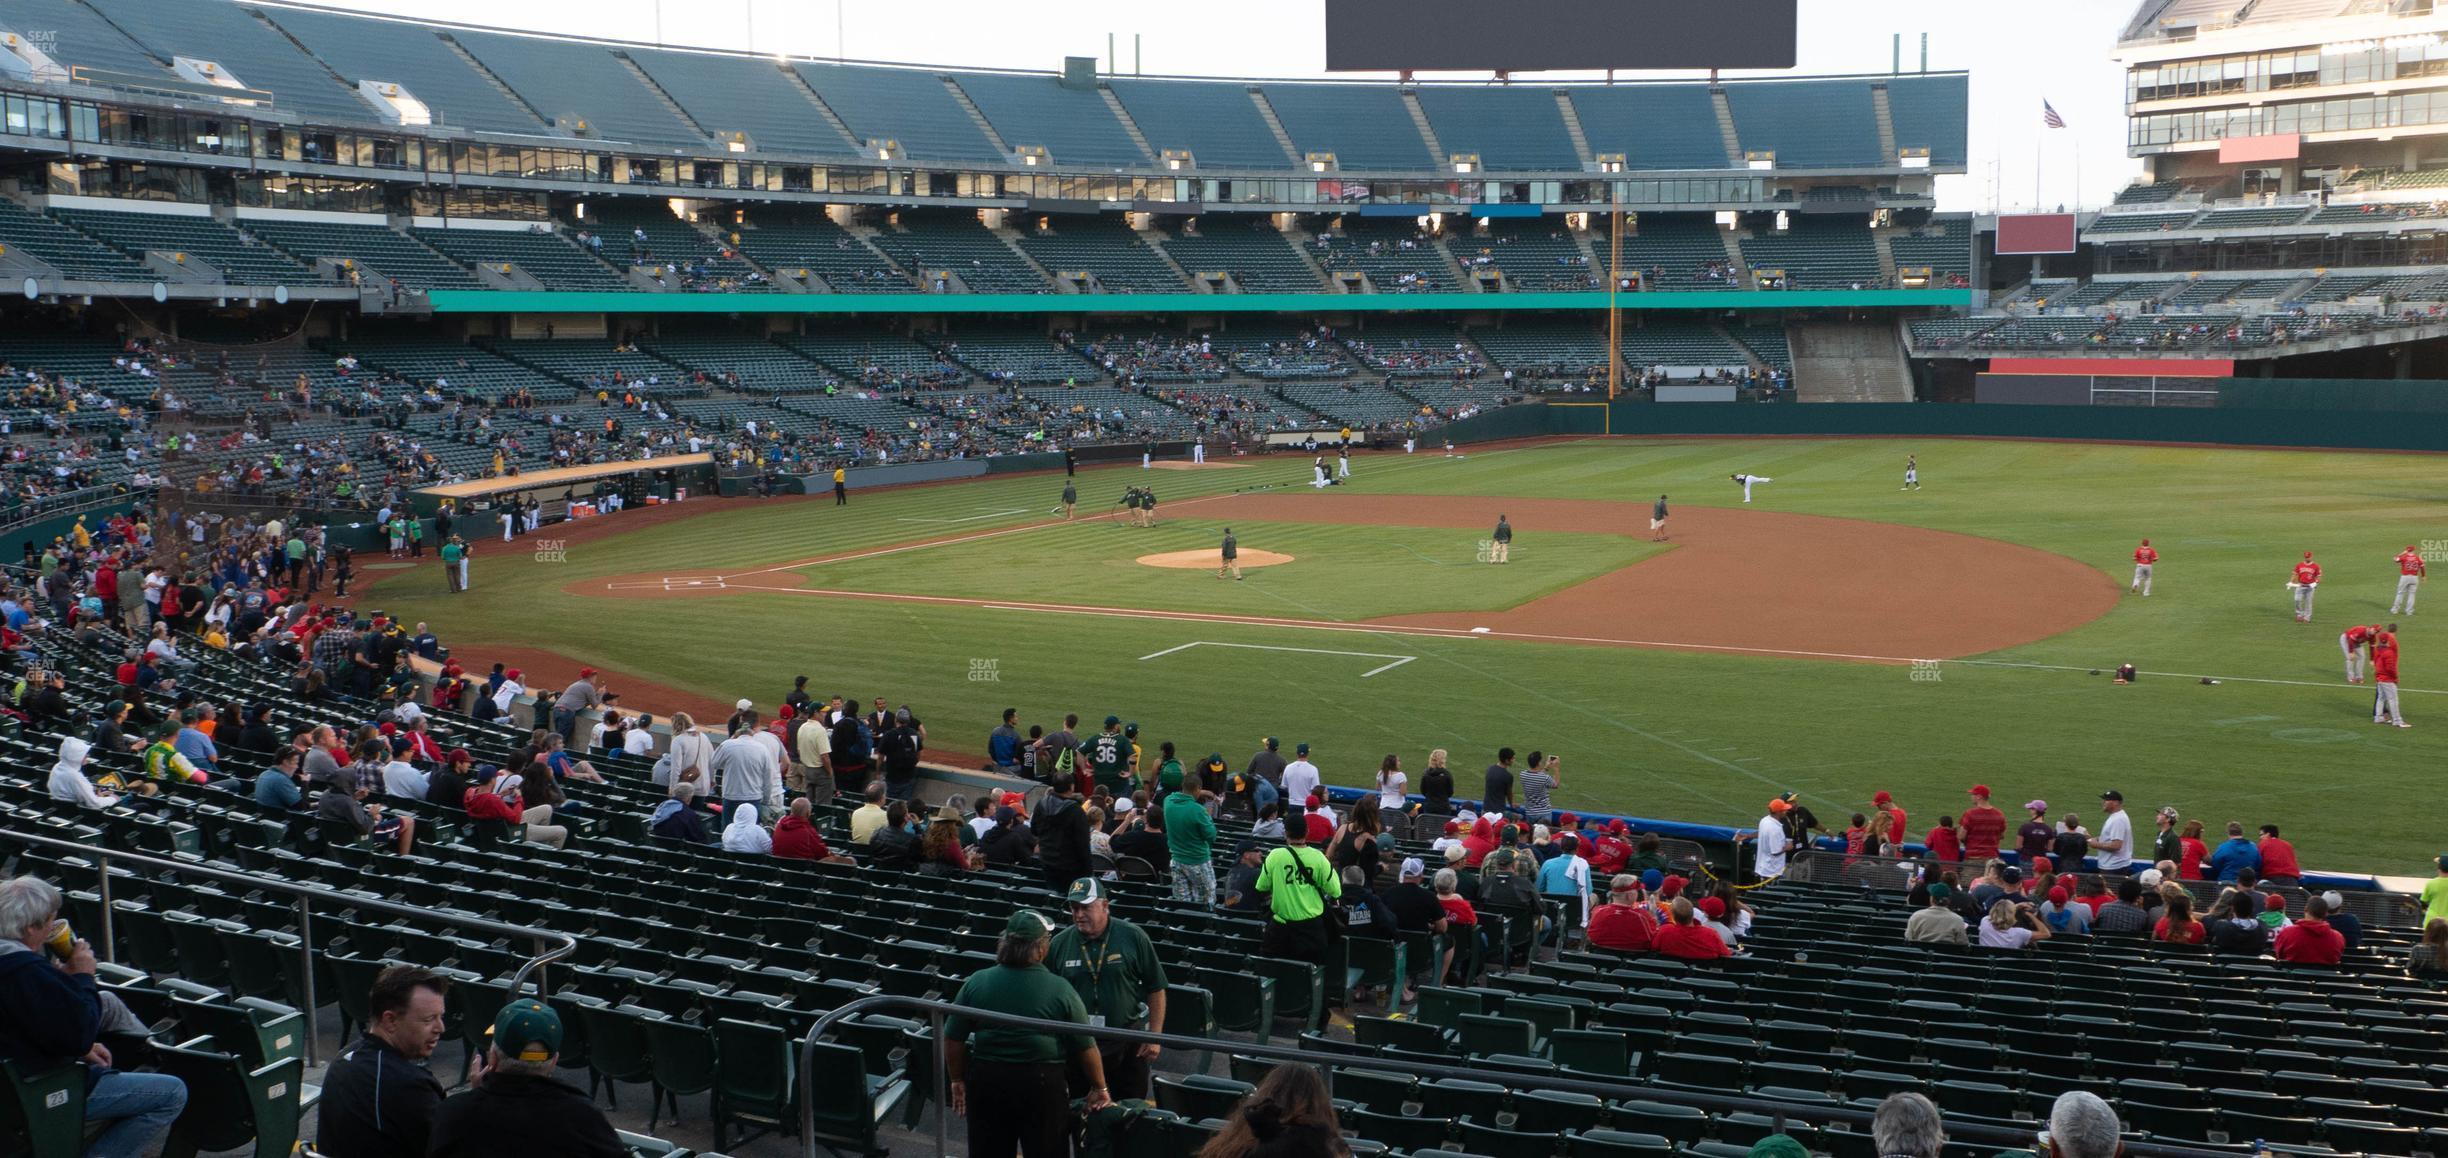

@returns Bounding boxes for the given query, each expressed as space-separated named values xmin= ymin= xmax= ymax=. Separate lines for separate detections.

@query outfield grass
xmin=374 ymin=439 xmax=2448 ymax=873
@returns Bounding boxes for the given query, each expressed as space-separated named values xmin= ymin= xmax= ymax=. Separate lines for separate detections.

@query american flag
xmin=2042 ymin=100 xmax=2067 ymax=129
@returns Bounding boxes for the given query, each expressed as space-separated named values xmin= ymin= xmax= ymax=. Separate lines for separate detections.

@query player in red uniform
xmin=2291 ymin=551 xmax=2322 ymax=622
xmin=2392 ymin=544 xmax=2427 ymax=616
xmin=2131 ymin=539 xmax=2158 ymax=596
xmin=2342 ymin=624 xmax=2381 ymax=684
xmin=2372 ymin=623 xmax=2408 ymax=727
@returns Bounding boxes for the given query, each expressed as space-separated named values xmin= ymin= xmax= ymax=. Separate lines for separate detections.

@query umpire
xmin=1219 ymin=527 xmax=1241 ymax=581
xmin=1050 ymin=879 xmax=1168 ymax=1101
xmin=947 ymin=911 xmax=1113 ymax=1156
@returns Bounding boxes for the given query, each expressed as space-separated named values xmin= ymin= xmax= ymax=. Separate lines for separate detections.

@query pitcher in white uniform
xmin=1731 ymin=473 xmax=1773 ymax=503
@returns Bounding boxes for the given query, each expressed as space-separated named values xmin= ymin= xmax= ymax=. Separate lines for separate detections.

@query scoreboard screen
xmin=1325 ymin=0 xmax=1799 ymax=72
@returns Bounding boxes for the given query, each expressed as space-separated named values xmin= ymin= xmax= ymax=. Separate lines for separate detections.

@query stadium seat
xmin=802 ymin=1040 xmax=908 ymax=1158
xmin=709 ymin=1018 xmax=796 ymax=1149
xmin=0 ymin=1058 xmax=86 ymax=1158
xmin=154 ymin=1036 xmax=308 ymax=1158
xmin=1153 ymin=1073 xmax=1252 ymax=1122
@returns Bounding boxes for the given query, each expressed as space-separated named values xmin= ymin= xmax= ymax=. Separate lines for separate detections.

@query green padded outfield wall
xmin=1437 ymin=400 xmax=2448 ymax=452
xmin=2213 ymin=378 xmax=2448 ymax=413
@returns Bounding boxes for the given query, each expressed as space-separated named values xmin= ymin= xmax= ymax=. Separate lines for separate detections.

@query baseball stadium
xmin=2 ymin=0 xmax=2448 ymax=1156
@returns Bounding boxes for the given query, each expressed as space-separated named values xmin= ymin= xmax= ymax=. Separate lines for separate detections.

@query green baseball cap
xmin=1065 ymin=878 xmax=1107 ymax=907
xmin=1005 ymin=910 xmax=1055 ymax=940
xmin=1927 ymin=881 xmax=1952 ymax=900
xmin=491 ymin=999 xmax=562 ymax=1063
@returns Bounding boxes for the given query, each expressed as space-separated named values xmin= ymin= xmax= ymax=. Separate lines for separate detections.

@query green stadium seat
xmin=1570 ymin=1129 xmax=1679 ymax=1156
xmin=1455 ymin=1119 xmax=1564 ymax=1158
xmin=1611 ymin=1100 xmax=1710 ymax=1145
xmin=709 ymin=1018 xmax=795 ymax=1150
xmin=1154 ymin=1073 xmax=1252 ymax=1122
xmin=802 ymin=1040 xmax=908 ymax=1158
xmin=1328 ymin=1068 xmax=1417 ymax=1114
xmin=0 ymin=1058 xmax=87 ymax=1158
xmin=641 ymin=1014 xmax=717 ymax=1129
xmin=1348 ymin=1107 xmax=1455 ymax=1151
xmin=154 ymin=1036 xmax=309 ymax=1158
xmin=1548 ymin=1028 xmax=1632 ymax=1077
xmin=1512 ymin=1090 xmax=1608 ymax=1134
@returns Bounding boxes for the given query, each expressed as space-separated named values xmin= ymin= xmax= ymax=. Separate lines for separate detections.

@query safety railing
xmin=1 ymin=828 xmax=578 ymax=1064
xmin=798 ymin=993 xmax=2237 ymax=1158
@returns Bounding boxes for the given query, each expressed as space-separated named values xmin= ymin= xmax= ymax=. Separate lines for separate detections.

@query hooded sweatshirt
xmin=46 ymin=737 xmax=113 ymax=809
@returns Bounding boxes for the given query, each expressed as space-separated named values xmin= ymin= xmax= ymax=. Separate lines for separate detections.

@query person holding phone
xmin=1978 ymin=898 xmax=2053 ymax=950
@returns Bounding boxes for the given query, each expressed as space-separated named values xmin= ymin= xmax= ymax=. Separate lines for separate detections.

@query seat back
xmin=0 ymin=1058 xmax=87 ymax=1158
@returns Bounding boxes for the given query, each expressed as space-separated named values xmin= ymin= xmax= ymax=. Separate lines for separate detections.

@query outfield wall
xmin=1437 ymin=399 xmax=2448 ymax=452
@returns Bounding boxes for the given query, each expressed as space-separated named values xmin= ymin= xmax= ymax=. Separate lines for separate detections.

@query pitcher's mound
xmin=1138 ymin=548 xmax=1294 ymax=570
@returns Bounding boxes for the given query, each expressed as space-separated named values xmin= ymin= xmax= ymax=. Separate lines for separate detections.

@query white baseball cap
xmin=1400 ymin=857 xmax=1425 ymax=879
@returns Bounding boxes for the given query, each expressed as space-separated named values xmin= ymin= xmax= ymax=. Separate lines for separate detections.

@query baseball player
xmin=1651 ymin=494 xmax=1670 ymax=542
xmin=1490 ymin=514 xmax=1512 ymax=564
xmin=2343 ymin=623 xmax=2381 ymax=684
xmin=2392 ymin=544 xmax=2426 ymax=614
xmin=2131 ymin=538 xmax=2157 ymax=596
xmin=2372 ymin=624 xmax=2409 ymax=727
xmin=1902 ymin=455 xmax=1920 ymax=492
xmin=1311 ymin=455 xmax=1330 ymax=489
xmin=1218 ymin=527 xmax=1241 ymax=581
xmin=1731 ymin=473 xmax=1773 ymax=503
xmin=1142 ymin=441 xmax=1154 ymax=470
xmin=1055 ymin=479 xmax=1077 ymax=519
xmin=1337 ymin=445 xmax=1351 ymax=480
xmin=2291 ymin=551 xmax=2322 ymax=622
xmin=1192 ymin=438 xmax=1205 ymax=465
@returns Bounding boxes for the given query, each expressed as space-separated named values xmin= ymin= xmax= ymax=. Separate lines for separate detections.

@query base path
xmin=1138 ymin=548 xmax=1294 ymax=570
xmin=1215 ymin=492 xmax=2119 ymax=660
xmin=581 ymin=490 xmax=2119 ymax=663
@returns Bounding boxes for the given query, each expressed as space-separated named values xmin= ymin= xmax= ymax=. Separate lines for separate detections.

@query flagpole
xmin=2034 ymin=134 xmax=2043 ymax=212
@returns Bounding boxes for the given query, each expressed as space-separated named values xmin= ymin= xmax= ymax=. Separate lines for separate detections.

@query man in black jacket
xmin=0 ymin=875 xmax=186 ymax=1157
xmin=429 ymin=1000 xmax=623 ymax=1158
xmin=317 ymin=965 xmax=448 ymax=1158
xmin=877 ymin=708 xmax=923 ymax=801
xmin=1034 ymin=780 xmax=1094 ymax=891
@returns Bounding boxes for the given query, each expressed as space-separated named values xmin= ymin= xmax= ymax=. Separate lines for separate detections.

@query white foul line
xmin=893 ymin=507 xmax=1031 ymax=524
xmin=1138 ymin=639 xmax=1417 ymax=677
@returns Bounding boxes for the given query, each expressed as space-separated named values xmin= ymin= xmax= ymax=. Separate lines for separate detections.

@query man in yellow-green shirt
xmin=1256 ymin=820 xmax=1341 ymax=967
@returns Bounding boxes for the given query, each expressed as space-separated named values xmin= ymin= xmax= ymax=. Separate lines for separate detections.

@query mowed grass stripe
xmin=378 ymin=439 xmax=2448 ymax=871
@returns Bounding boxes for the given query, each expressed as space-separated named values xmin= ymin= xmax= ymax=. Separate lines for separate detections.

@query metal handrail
xmin=0 ymin=828 xmax=578 ymax=1064
xmin=797 ymin=993 xmax=2236 ymax=1158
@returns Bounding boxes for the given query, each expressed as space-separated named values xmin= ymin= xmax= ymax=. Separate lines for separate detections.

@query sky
xmin=290 ymin=0 xmax=2148 ymax=212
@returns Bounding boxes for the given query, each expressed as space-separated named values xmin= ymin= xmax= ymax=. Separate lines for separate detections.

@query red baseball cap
xmin=2047 ymin=887 xmax=2070 ymax=905
xmin=1557 ymin=812 xmax=1579 ymax=827
xmin=1697 ymin=896 xmax=1727 ymax=919
xmin=2031 ymin=855 xmax=2053 ymax=874
xmin=504 ymin=668 xmax=522 ymax=680
xmin=578 ymin=667 xmax=599 ymax=678
xmin=1659 ymin=875 xmax=1688 ymax=899
xmin=1969 ymin=784 xmax=1991 ymax=797
xmin=1607 ymin=818 xmax=1629 ymax=835
xmin=1872 ymin=791 xmax=1893 ymax=805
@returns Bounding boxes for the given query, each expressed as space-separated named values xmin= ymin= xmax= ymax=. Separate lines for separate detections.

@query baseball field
xmin=362 ymin=437 xmax=2447 ymax=874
